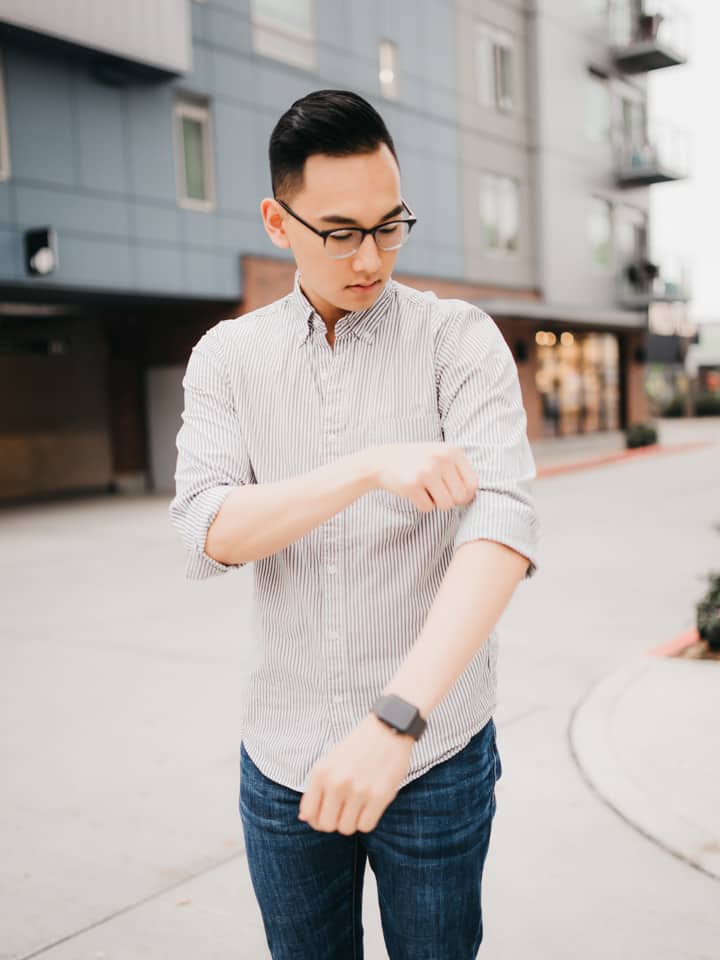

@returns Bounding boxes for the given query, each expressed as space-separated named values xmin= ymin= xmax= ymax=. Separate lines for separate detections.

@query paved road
xmin=1 ymin=417 xmax=719 ymax=958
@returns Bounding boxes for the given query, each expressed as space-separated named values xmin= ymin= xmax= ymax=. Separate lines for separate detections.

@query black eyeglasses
xmin=275 ymin=198 xmax=417 ymax=259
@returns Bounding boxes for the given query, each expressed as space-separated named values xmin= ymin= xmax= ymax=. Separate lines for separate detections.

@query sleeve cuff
xmin=453 ymin=490 xmax=540 ymax=580
xmin=172 ymin=485 xmax=249 ymax=581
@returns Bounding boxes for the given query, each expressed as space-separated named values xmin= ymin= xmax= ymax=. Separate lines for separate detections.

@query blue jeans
xmin=239 ymin=716 xmax=502 ymax=959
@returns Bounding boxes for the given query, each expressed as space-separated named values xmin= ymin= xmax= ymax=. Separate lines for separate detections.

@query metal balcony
xmin=613 ymin=121 xmax=690 ymax=188
xmin=617 ymin=257 xmax=691 ymax=310
xmin=609 ymin=1 xmax=688 ymax=73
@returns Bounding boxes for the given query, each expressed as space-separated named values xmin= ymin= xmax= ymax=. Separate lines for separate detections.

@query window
xmin=378 ymin=40 xmax=399 ymax=100
xmin=250 ymin=0 xmax=315 ymax=71
xmin=475 ymin=23 xmax=514 ymax=112
xmin=615 ymin=205 xmax=648 ymax=264
xmin=586 ymin=74 xmax=611 ymax=143
xmin=621 ymin=94 xmax=647 ymax=149
xmin=174 ymin=97 xmax=215 ymax=211
xmin=0 ymin=52 xmax=10 ymax=181
xmin=479 ymin=173 xmax=519 ymax=253
xmin=588 ymin=197 xmax=612 ymax=268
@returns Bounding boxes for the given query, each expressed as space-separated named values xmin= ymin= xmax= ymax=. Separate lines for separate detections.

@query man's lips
xmin=347 ymin=280 xmax=381 ymax=289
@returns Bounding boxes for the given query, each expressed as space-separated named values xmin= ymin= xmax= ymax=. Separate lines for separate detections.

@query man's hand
xmin=369 ymin=442 xmax=479 ymax=512
xmin=298 ymin=713 xmax=416 ymax=834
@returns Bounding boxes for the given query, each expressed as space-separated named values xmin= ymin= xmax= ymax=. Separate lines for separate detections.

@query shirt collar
xmin=288 ymin=269 xmax=396 ymax=347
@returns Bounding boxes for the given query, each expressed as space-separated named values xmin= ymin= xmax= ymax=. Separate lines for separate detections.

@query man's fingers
xmin=454 ymin=450 xmax=480 ymax=498
xmin=412 ymin=486 xmax=436 ymax=511
xmin=314 ymin=789 xmax=344 ymax=832
xmin=442 ymin=463 xmax=474 ymax=506
xmin=425 ymin=476 xmax=455 ymax=511
xmin=336 ymin=795 xmax=366 ymax=835
xmin=298 ymin=780 xmax=320 ymax=822
xmin=356 ymin=797 xmax=385 ymax=833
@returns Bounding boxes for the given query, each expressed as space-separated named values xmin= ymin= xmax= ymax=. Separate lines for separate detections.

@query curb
xmin=568 ymin=655 xmax=720 ymax=882
xmin=536 ymin=440 xmax=715 ymax=479
xmin=647 ymin=627 xmax=700 ymax=657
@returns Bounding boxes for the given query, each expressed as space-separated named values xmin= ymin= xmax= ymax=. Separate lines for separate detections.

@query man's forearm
xmin=381 ymin=538 xmax=530 ymax=719
xmin=206 ymin=449 xmax=377 ymax=565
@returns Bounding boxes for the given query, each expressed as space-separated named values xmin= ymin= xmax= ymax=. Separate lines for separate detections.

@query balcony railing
xmin=609 ymin=0 xmax=689 ymax=73
xmin=617 ymin=255 xmax=692 ymax=310
xmin=613 ymin=120 xmax=690 ymax=187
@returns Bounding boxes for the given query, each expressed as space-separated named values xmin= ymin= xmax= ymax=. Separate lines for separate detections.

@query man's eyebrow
xmin=318 ymin=203 xmax=404 ymax=226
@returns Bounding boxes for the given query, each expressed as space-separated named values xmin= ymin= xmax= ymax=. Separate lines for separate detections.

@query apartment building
xmin=503 ymin=0 xmax=690 ymax=438
xmin=0 ymin=0 xmax=689 ymax=501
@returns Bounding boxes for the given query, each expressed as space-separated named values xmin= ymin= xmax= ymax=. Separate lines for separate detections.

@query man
xmin=169 ymin=89 xmax=540 ymax=959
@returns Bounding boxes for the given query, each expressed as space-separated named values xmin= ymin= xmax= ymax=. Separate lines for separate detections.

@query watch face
xmin=386 ymin=695 xmax=417 ymax=729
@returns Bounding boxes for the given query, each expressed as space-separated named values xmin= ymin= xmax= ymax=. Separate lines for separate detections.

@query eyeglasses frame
xmin=275 ymin=197 xmax=417 ymax=258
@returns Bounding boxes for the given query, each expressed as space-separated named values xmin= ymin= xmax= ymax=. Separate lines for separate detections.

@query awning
xmin=473 ymin=299 xmax=647 ymax=331
xmin=0 ymin=0 xmax=191 ymax=77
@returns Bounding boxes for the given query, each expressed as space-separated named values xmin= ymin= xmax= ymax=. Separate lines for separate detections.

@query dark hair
xmin=269 ymin=89 xmax=399 ymax=200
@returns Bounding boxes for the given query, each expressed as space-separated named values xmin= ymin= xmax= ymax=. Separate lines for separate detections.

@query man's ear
xmin=261 ymin=198 xmax=291 ymax=251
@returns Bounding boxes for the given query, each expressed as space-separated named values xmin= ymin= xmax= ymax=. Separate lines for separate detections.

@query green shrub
xmin=625 ymin=421 xmax=658 ymax=448
xmin=696 ymin=572 xmax=720 ymax=651
xmin=694 ymin=392 xmax=720 ymax=417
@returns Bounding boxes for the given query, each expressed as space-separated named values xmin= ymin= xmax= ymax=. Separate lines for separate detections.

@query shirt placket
xmin=311 ymin=317 xmax=346 ymax=725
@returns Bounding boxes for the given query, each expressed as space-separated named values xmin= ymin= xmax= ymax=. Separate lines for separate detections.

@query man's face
xmin=262 ymin=143 xmax=404 ymax=323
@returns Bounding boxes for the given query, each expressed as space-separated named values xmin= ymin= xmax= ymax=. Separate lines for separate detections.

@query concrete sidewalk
xmin=570 ymin=653 xmax=720 ymax=882
xmin=2 ymin=415 xmax=720 ymax=958
xmin=530 ymin=414 xmax=720 ymax=470
xmin=537 ymin=417 xmax=720 ymax=884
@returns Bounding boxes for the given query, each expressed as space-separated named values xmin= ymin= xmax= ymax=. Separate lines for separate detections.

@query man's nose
xmin=351 ymin=233 xmax=382 ymax=272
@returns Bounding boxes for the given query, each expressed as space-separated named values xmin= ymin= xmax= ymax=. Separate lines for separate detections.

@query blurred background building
xmin=0 ymin=0 xmax=694 ymax=502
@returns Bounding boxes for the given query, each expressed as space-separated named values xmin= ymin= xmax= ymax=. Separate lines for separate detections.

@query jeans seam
xmin=490 ymin=721 xmax=500 ymax=782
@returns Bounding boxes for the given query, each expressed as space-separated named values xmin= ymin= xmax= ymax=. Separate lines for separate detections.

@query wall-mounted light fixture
xmin=514 ymin=339 xmax=529 ymax=363
xmin=24 ymin=227 xmax=59 ymax=276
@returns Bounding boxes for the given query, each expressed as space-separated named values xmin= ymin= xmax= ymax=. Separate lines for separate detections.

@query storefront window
xmin=535 ymin=331 xmax=620 ymax=436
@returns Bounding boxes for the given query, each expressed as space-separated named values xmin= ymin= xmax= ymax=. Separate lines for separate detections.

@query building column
xmin=496 ymin=319 xmax=542 ymax=440
xmin=622 ymin=329 xmax=650 ymax=428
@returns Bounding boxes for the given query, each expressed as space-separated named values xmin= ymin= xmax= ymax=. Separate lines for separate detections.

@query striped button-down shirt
xmin=169 ymin=268 xmax=540 ymax=792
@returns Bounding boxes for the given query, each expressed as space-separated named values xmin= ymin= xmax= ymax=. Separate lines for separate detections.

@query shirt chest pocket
xmin=358 ymin=411 xmax=444 ymax=517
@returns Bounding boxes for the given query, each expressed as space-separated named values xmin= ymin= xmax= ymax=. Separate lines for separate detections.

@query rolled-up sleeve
xmin=168 ymin=324 xmax=255 ymax=580
xmin=436 ymin=305 xmax=540 ymax=580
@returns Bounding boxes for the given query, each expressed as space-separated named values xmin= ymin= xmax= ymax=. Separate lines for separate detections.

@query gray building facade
xmin=0 ymin=0 xmax=690 ymax=502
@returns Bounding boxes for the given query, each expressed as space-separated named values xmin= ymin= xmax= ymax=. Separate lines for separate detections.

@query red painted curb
xmin=536 ymin=440 xmax=715 ymax=479
xmin=648 ymin=627 xmax=700 ymax=658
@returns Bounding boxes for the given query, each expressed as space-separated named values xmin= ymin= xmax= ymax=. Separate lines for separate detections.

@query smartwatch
xmin=370 ymin=693 xmax=427 ymax=741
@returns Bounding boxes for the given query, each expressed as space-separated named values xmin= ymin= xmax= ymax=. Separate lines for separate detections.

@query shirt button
xmin=327 ymin=433 xmax=337 ymax=443
xmin=327 ymin=563 xmax=337 ymax=575
xmin=328 ymin=630 xmax=339 ymax=640
xmin=332 ymin=694 xmax=343 ymax=704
